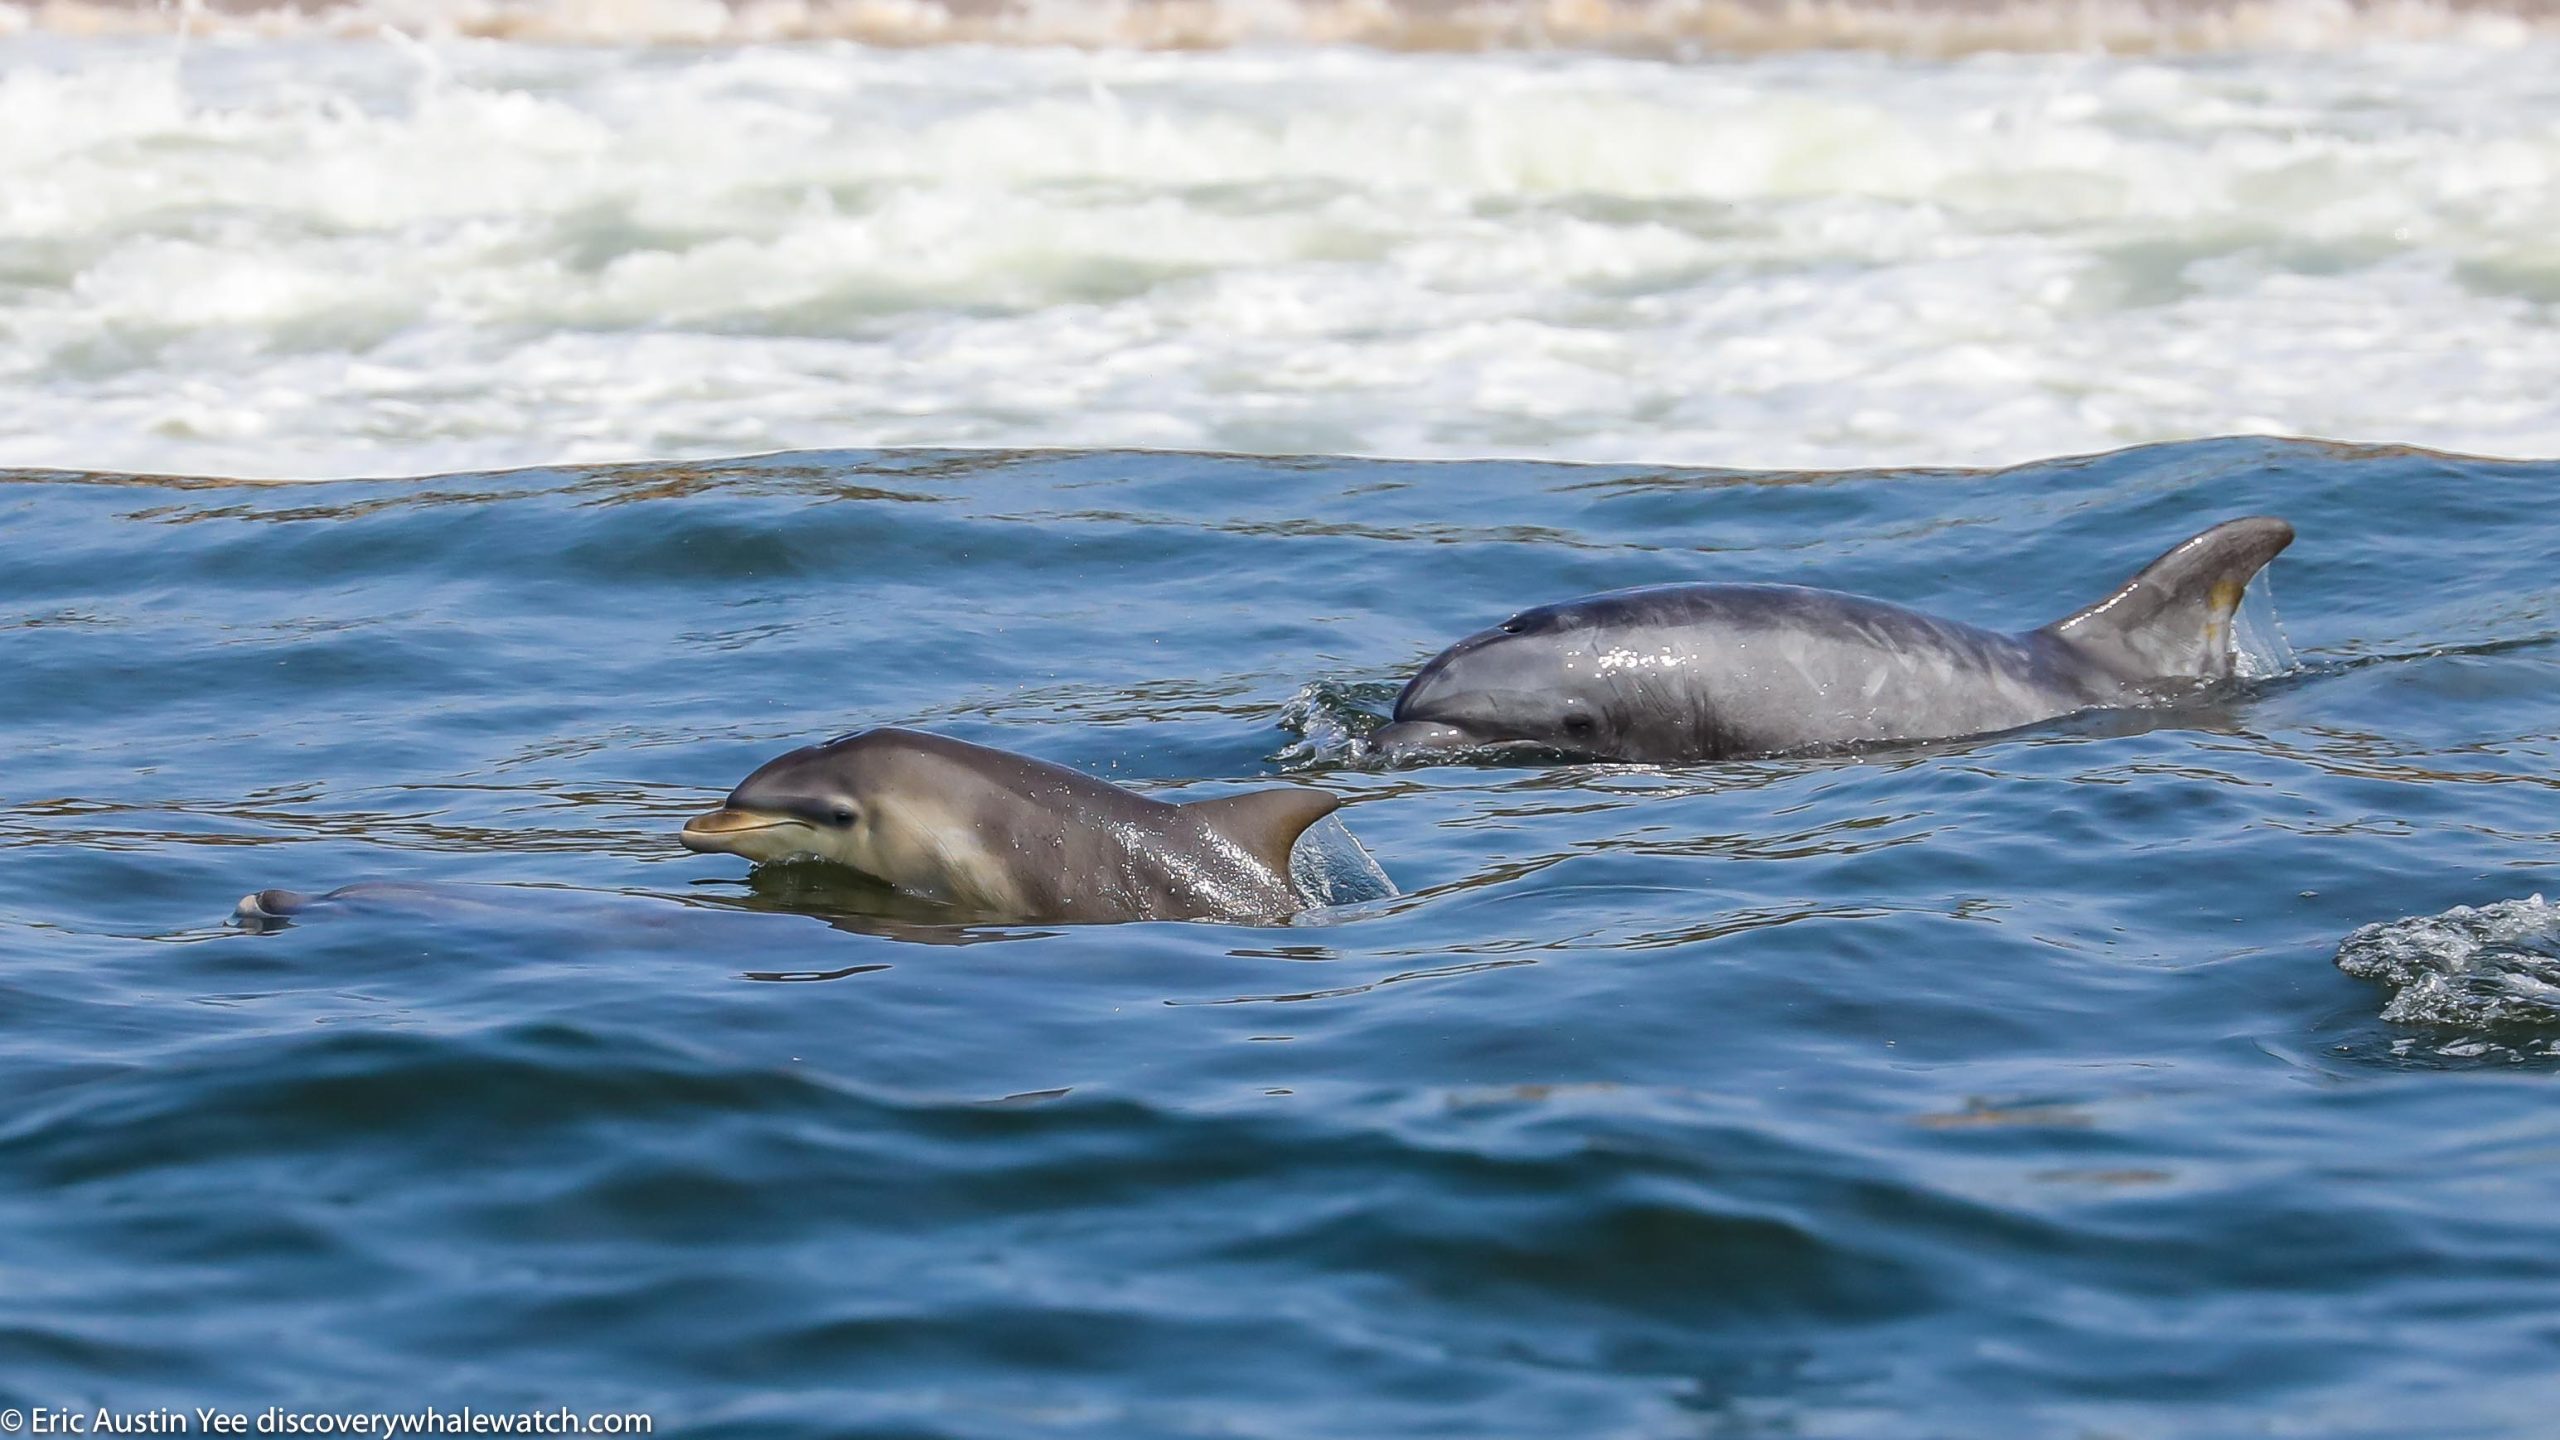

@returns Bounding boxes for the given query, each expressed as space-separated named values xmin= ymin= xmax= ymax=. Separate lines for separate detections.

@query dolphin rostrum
xmin=1369 ymin=516 xmax=2295 ymax=765
xmin=680 ymin=728 xmax=1344 ymax=923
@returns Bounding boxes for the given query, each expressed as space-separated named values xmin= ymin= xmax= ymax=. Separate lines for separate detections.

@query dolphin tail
xmin=233 ymin=887 xmax=316 ymax=931
xmin=1185 ymin=788 xmax=1342 ymax=877
xmin=2039 ymin=516 xmax=2294 ymax=682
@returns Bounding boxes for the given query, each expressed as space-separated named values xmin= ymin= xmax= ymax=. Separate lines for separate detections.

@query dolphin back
xmin=2038 ymin=516 xmax=2294 ymax=682
xmin=1181 ymin=788 xmax=1341 ymax=878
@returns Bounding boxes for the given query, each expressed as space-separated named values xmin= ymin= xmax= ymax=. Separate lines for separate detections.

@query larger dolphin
xmin=1370 ymin=516 xmax=2295 ymax=765
xmin=681 ymin=728 xmax=1345 ymax=924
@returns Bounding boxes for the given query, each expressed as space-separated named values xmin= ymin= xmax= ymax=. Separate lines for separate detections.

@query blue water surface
xmin=3 ymin=436 xmax=2557 ymax=1437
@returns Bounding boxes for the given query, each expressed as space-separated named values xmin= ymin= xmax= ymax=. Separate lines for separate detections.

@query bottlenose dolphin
xmin=230 ymin=879 xmax=1012 ymax=950
xmin=681 ymin=728 xmax=1344 ymax=923
xmin=1370 ymin=516 xmax=2295 ymax=765
xmin=234 ymin=882 xmax=473 ymax=932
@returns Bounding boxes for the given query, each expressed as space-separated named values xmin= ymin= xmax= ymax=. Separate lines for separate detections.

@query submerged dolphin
xmin=1370 ymin=516 xmax=2295 ymax=765
xmin=230 ymin=879 xmax=1017 ymax=950
xmin=680 ymin=728 xmax=1345 ymax=924
xmin=234 ymin=882 xmax=487 ymax=932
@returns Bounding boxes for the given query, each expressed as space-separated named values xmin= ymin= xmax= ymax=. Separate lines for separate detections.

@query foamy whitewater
xmin=4 ymin=16 xmax=2559 ymax=476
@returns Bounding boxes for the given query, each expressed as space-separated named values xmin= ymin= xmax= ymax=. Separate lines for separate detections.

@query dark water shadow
xmin=690 ymin=862 xmax=1055 ymax=951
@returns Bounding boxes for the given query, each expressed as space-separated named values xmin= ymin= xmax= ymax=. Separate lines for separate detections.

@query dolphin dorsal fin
xmin=2039 ymin=516 xmax=2294 ymax=682
xmin=1184 ymin=788 xmax=1342 ymax=877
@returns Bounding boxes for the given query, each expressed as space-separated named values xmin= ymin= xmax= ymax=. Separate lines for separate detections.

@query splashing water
xmin=1290 ymin=813 xmax=1400 ymax=909
xmin=2335 ymin=896 xmax=2560 ymax=1034
xmin=1274 ymin=679 xmax=1399 ymax=771
xmin=2234 ymin=571 xmax=2299 ymax=679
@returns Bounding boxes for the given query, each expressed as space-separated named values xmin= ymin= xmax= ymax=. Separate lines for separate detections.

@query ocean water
xmin=7 ymin=26 xmax=2560 ymax=476
xmin=8 ymin=6 xmax=2560 ymax=1434
xmin=5 ymin=436 xmax=2559 ymax=1436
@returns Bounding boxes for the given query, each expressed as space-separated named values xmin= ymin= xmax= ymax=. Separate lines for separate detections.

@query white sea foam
xmin=3 ymin=33 xmax=2559 ymax=476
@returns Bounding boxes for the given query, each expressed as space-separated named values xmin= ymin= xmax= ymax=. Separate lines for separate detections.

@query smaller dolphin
xmin=233 ymin=882 xmax=460 ymax=933
xmin=680 ymin=728 xmax=1345 ymax=924
xmin=1370 ymin=516 xmax=2295 ymax=765
xmin=229 ymin=879 xmax=1009 ymax=950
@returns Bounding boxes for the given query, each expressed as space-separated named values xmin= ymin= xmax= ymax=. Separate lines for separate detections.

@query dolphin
xmin=680 ymin=728 xmax=1344 ymax=924
xmin=1369 ymin=516 xmax=2295 ymax=765
xmin=233 ymin=882 xmax=473 ymax=933
xmin=230 ymin=879 xmax=1014 ymax=949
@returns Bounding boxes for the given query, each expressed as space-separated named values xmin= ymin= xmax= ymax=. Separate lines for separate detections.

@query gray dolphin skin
xmin=680 ymin=727 xmax=1342 ymax=923
xmin=1371 ymin=516 xmax=2296 ymax=765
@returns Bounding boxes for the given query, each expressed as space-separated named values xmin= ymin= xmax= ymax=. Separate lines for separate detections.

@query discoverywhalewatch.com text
xmin=1 ymin=1410 xmax=651 ymax=1436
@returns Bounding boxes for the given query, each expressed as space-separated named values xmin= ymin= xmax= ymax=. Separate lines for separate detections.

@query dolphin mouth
xmin=1367 ymin=719 xmax=1489 ymax=763
xmin=1369 ymin=719 xmax=1598 ymax=766
xmin=680 ymin=807 xmax=796 ymax=854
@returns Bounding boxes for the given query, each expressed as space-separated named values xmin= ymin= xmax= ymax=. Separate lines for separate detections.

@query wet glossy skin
xmin=1375 ymin=515 xmax=2295 ymax=765
xmin=680 ymin=728 xmax=1339 ymax=924
xmin=1373 ymin=584 xmax=2134 ymax=763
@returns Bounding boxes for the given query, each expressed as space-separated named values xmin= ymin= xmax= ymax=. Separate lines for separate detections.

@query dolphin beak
xmin=680 ymin=807 xmax=791 ymax=855
xmin=1367 ymin=719 xmax=1480 ymax=764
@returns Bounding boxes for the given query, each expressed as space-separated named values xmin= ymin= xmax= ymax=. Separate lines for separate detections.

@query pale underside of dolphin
xmin=1370 ymin=516 xmax=2296 ymax=766
xmin=680 ymin=727 xmax=1343 ymax=925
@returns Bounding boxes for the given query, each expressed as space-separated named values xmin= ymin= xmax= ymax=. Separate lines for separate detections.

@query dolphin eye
xmin=1499 ymin=619 xmax=1525 ymax=634
xmin=1562 ymin=714 xmax=1596 ymax=738
xmin=829 ymin=804 xmax=857 ymax=827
